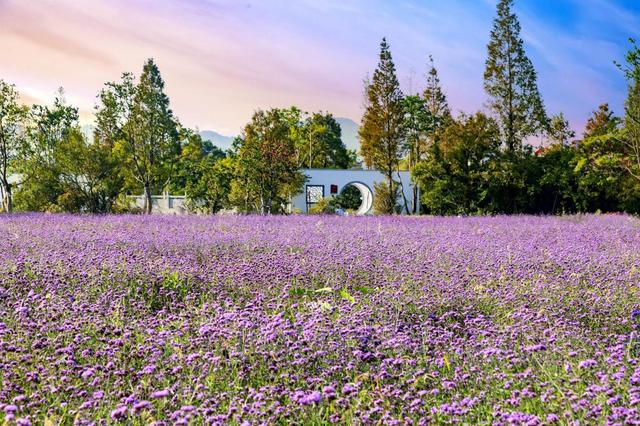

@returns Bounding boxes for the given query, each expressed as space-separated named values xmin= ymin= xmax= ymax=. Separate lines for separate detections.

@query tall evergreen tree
xmin=484 ymin=0 xmax=547 ymax=151
xmin=423 ymin=55 xmax=451 ymax=123
xmin=98 ymin=59 xmax=180 ymax=214
xmin=359 ymin=38 xmax=406 ymax=213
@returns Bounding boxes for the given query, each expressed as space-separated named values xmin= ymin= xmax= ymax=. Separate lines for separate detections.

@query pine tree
xmin=484 ymin=0 xmax=547 ymax=151
xmin=359 ymin=38 xmax=406 ymax=213
xmin=423 ymin=55 xmax=451 ymax=124
xmin=99 ymin=59 xmax=180 ymax=214
xmin=132 ymin=59 xmax=180 ymax=213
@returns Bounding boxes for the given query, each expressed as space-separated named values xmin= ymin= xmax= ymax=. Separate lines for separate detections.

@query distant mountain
xmin=199 ymin=131 xmax=235 ymax=152
xmin=335 ymin=117 xmax=360 ymax=153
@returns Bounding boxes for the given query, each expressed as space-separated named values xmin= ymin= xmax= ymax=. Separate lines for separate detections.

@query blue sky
xmin=0 ymin=0 xmax=638 ymax=135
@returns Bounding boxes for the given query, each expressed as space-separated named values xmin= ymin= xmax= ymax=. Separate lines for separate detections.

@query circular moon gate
xmin=341 ymin=182 xmax=373 ymax=215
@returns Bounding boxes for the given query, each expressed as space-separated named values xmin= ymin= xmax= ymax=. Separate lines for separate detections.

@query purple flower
xmin=133 ymin=401 xmax=151 ymax=412
xmin=110 ymin=405 xmax=128 ymax=420
xmin=323 ymin=385 xmax=337 ymax=399
xmin=152 ymin=389 xmax=170 ymax=399
xmin=297 ymin=391 xmax=322 ymax=405
xmin=342 ymin=383 xmax=357 ymax=395
xmin=4 ymin=405 xmax=18 ymax=413
xmin=81 ymin=369 xmax=94 ymax=379
xmin=578 ymin=359 xmax=598 ymax=369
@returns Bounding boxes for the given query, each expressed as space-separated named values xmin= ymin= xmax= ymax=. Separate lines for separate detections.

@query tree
xmin=372 ymin=181 xmax=400 ymax=215
xmin=414 ymin=112 xmax=501 ymax=214
xmin=536 ymin=143 xmax=579 ymax=214
xmin=584 ymin=104 xmax=620 ymax=139
xmin=484 ymin=0 xmax=548 ymax=151
xmin=15 ymin=90 xmax=79 ymax=211
xmin=185 ymin=156 xmax=234 ymax=214
xmin=548 ymin=113 xmax=575 ymax=145
xmin=54 ymin=128 xmax=124 ymax=213
xmin=232 ymin=108 xmax=304 ymax=214
xmin=0 ymin=80 xmax=28 ymax=212
xmin=572 ymin=132 xmax=627 ymax=212
xmin=402 ymin=95 xmax=435 ymax=213
xmin=297 ymin=112 xmax=355 ymax=169
xmin=423 ymin=55 xmax=451 ymax=124
xmin=617 ymin=39 xmax=640 ymax=186
xmin=172 ymin=129 xmax=225 ymax=194
xmin=99 ymin=59 xmax=180 ymax=214
xmin=172 ymin=129 xmax=230 ymax=213
xmin=359 ymin=38 xmax=406 ymax=213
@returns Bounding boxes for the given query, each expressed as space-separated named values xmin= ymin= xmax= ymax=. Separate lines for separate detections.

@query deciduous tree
xmin=584 ymin=104 xmax=620 ymax=139
xmin=548 ymin=113 xmax=575 ymax=146
xmin=0 ymin=80 xmax=28 ymax=212
xmin=232 ymin=108 xmax=304 ymax=214
xmin=618 ymin=39 xmax=640 ymax=186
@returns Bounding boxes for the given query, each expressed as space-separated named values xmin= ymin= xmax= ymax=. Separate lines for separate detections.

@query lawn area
xmin=1 ymin=214 xmax=640 ymax=424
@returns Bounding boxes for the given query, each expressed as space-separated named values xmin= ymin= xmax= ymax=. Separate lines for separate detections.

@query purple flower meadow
xmin=1 ymin=213 xmax=640 ymax=423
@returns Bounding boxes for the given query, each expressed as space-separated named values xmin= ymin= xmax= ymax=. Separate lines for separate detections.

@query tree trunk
xmin=144 ymin=182 xmax=153 ymax=214
xmin=261 ymin=195 xmax=271 ymax=215
xmin=387 ymin=173 xmax=395 ymax=214
xmin=412 ymin=185 xmax=418 ymax=215
xmin=396 ymin=171 xmax=410 ymax=215
xmin=1 ymin=182 xmax=11 ymax=213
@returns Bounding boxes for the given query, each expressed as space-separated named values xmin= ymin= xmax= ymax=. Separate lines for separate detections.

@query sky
xmin=1 ymin=0 xmax=639 ymax=137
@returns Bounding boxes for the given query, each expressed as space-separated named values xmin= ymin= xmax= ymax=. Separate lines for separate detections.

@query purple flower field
xmin=2 ymin=214 xmax=640 ymax=424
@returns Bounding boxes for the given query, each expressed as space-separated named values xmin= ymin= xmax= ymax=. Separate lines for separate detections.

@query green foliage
xmin=231 ymin=108 xmax=305 ymax=214
xmin=414 ymin=112 xmax=501 ymax=215
xmin=308 ymin=185 xmax=364 ymax=215
xmin=186 ymin=156 xmax=235 ymax=214
xmin=14 ymin=91 xmax=79 ymax=212
xmin=54 ymin=128 xmax=124 ymax=213
xmin=0 ymin=80 xmax=28 ymax=212
xmin=619 ymin=39 xmax=640 ymax=187
xmin=169 ymin=128 xmax=232 ymax=213
xmin=296 ymin=112 xmax=355 ymax=169
xmin=172 ymin=129 xmax=225 ymax=195
xmin=307 ymin=197 xmax=334 ymax=215
xmin=535 ymin=144 xmax=579 ymax=213
xmin=484 ymin=0 xmax=548 ymax=151
xmin=335 ymin=184 xmax=363 ymax=211
xmin=548 ymin=113 xmax=575 ymax=145
xmin=373 ymin=180 xmax=400 ymax=215
xmin=423 ymin=55 xmax=452 ymax=123
xmin=584 ymin=104 xmax=620 ymax=139
xmin=571 ymin=132 xmax=628 ymax=212
xmin=99 ymin=59 xmax=180 ymax=214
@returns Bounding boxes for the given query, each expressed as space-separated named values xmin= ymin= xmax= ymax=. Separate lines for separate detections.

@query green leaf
xmin=340 ymin=288 xmax=356 ymax=303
